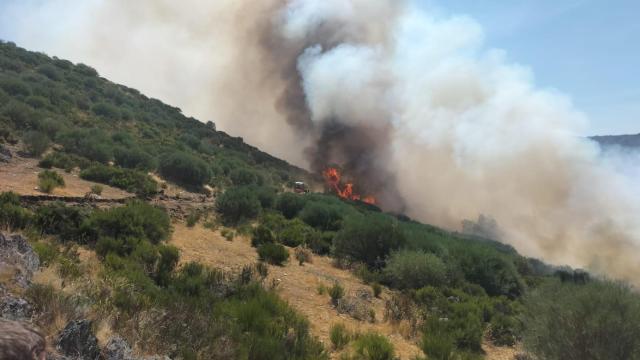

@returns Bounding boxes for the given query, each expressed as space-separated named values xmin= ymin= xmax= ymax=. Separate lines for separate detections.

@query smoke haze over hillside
xmin=2 ymin=0 xmax=640 ymax=283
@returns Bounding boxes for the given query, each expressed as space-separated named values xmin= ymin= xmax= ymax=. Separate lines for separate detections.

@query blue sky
xmin=0 ymin=0 xmax=638 ymax=135
xmin=421 ymin=0 xmax=640 ymax=135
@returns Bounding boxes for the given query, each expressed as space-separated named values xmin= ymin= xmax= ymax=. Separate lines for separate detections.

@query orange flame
xmin=322 ymin=167 xmax=377 ymax=205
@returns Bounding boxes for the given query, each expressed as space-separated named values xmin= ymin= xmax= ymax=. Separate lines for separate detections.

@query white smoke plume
xmin=2 ymin=0 xmax=639 ymax=282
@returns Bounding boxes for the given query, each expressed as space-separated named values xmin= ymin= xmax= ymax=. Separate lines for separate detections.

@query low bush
xmin=333 ymin=214 xmax=405 ymax=269
xmin=39 ymin=152 xmax=90 ymax=171
xmin=80 ymin=164 xmax=157 ymax=196
xmin=372 ymin=283 xmax=382 ymax=298
xmin=278 ymin=219 xmax=314 ymax=247
xmin=38 ymin=169 xmax=65 ymax=193
xmin=0 ymin=192 xmax=32 ymax=229
xmin=275 ymin=192 xmax=306 ymax=219
xmin=299 ymin=202 xmax=343 ymax=231
xmin=352 ymin=332 xmax=395 ymax=360
xmin=158 ymin=151 xmax=210 ymax=187
xmin=35 ymin=202 xmax=87 ymax=241
xmin=84 ymin=200 xmax=171 ymax=244
xmin=22 ymin=130 xmax=49 ymax=157
xmin=216 ymin=186 xmax=262 ymax=225
xmin=251 ymin=225 xmax=276 ymax=247
xmin=329 ymin=282 xmax=345 ymax=306
xmin=522 ymin=279 xmax=640 ymax=360
xmin=330 ymin=323 xmax=350 ymax=350
xmin=90 ymin=184 xmax=103 ymax=195
xmin=257 ymin=243 xmax=289 ymax=266
xmin=383 ymin=250 xmax=448 ymax=289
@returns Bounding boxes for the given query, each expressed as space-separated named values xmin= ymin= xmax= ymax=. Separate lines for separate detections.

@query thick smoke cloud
xmin=2 ymin=0 xmax=639 ymax=283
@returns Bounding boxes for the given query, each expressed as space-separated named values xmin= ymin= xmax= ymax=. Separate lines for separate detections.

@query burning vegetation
xmin=322 ymin=167 xmax=377 ymax=205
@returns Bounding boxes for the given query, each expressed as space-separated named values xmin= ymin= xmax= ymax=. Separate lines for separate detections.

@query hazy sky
xmin=0 ymin=0 xmax=638 ymax=135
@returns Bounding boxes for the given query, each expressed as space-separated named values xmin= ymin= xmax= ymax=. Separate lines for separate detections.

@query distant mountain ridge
xmin=591 ymin=133 xmax=640 ymax=149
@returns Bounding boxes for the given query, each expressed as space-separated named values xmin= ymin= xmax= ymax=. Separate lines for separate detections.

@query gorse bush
xmin=216 ymin=186 xmax=262 ymax=225
xmin=329 ymin=282 xmax=345 ymax=306
xmin=352 ymin=332 xmax=395 ymax=360
xmin=35 ymin=202 xmax=87 ymax=241
xmin=80 ymin=163 xmax=157 ymax=196
xmin=84 ymin=200 xmax=171 ymax=244
xmin=38 ymin=169 xmax=65 ymax=193
xmin=333 ymin=214 xmax=406 ymax=269
xmin=522 ymin=279 xmax=640 ymax=360
xmin=22 ymin=130 xmax=49 ymax=157
xmin=276 ymin=192 xmax=306 ymax=219
xmin=158 ymin=151 xmax=210 ymax=187
xmin=383 ymin=250 xmax=448 ymax=289
xmin=330 ymin=323 xmax=350 ymax=350
xmin=257 ymin=243 xmax=289 ymax=266
xmin=0 ymin=192 xmax=32 ymax=229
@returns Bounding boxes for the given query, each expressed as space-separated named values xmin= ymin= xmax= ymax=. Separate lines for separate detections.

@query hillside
xmin=2 ymin=40 xmax=640 ymax=360
xmin=591 ymin=133 xmax=640 ymax=149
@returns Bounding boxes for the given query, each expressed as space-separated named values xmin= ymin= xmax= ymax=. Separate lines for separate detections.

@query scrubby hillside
xmin=591 ymin=133 xmax=640 ymax=149
xmin=2 ymin=40 xmax=640 ymax=360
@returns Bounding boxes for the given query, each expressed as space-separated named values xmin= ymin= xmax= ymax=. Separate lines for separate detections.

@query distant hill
xmin=591 ymin=133 xmax=640 ymax=149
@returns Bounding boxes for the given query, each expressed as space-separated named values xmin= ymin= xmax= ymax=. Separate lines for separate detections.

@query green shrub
xmin=333 ymin=214 xmax=405 ymax=269
xmin=278 ymin=219 xmax=314 ymax=247
xmin=229 ymin=168 xmax=263 ymax=186
xmin=80 ymin=164 xmax=157 ymax=196
xmin=159 ymin=151 xmax=210 ymax=187
xmin=39 ymin=152 xmax=89 ymax=171
xmin=90 ymin=184 xmax=103 ymax=195
xmin=257 ymin=243 xmax=289 ymax=265
xmin=330 ymin=323 xmax=350 ymax=350
xmin=329 ymin=282 xmax=345 ymax=306
xmin=114 ymin=146 xmax=155 ymax=170
xmin=352 ymin=332 xmax=395 ymax=360
xmin=33 ymin=242 xmax=59 ymax=266
xmin=56 ymin=256 xmax=82 ymax=280
xmin=372 ymin=283 xmax=382 ymax=298
xmin=275 ymin=192 xmax=306 ymax=219
xmin=84 ymin=200 xmax=171 ymax=244
xmin=22 ymin=130 xmax=49 ymax=157
xmin=38 ymin=170 xmax=65 ymax=193
xmin=307 ymin=231 xmax=333 ymax=255
xmin=299 ymin=202 xmax=343 ymax=231
xmin=421 ymin=328 xmax=455 ymax=360
xmin=489 ymin=314 xmax=520 ymax=346
xmin=35 ymin=202 xmax=87 ymax=241
xmin=383 ymin=250 xmax=447 ymax=289
xmin=186 ymin=210 xmax=201 ymax=227
xmin=0 ymin=192 xmax=32 ymax=229
xmin=522 ymin=279 xmax=640 ymax=360
xmin=216 ymin=186 xmax=261 ymax=225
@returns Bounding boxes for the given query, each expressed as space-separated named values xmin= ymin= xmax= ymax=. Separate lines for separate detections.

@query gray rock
xmin=56 ymin=319 xmax=101 ymax=360
xmin=0 ymin=294 xmax=32 ymax=320
xmin=0 ymin=145 xmax=11 ymax=162
xmin=103 ymin=336 xmax=134 ymax=360
xmin=0 ymin=233 xmax=40 ymax=288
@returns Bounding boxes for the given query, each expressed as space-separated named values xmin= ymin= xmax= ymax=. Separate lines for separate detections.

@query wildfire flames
xmin=322 ymin=167 xmax=377 ymax=205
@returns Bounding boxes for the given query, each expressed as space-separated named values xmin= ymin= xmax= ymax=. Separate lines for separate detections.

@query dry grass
xmin=170 ymin=222 xmax=423 ymax=359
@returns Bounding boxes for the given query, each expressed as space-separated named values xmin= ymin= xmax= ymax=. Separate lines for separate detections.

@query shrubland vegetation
xmin=3 ymin=40 xmax=640 ymax=360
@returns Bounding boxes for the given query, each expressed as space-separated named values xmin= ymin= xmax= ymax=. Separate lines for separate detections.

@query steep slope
xmin=591 ymin=133 xmax=640 ymax=149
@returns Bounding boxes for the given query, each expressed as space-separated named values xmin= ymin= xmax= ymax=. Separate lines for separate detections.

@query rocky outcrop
xmin=0 ymin=233 xmax=40 ymax=288
xmin=0 ymin=144 xmax=11 ymax=162
xmin=0 ymin=293 xmax=33 ymax=320
xmin=56 ymin=320 xmax=101 ymax=360
xmin=103 ymin=336 xmax=134 ymax=360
